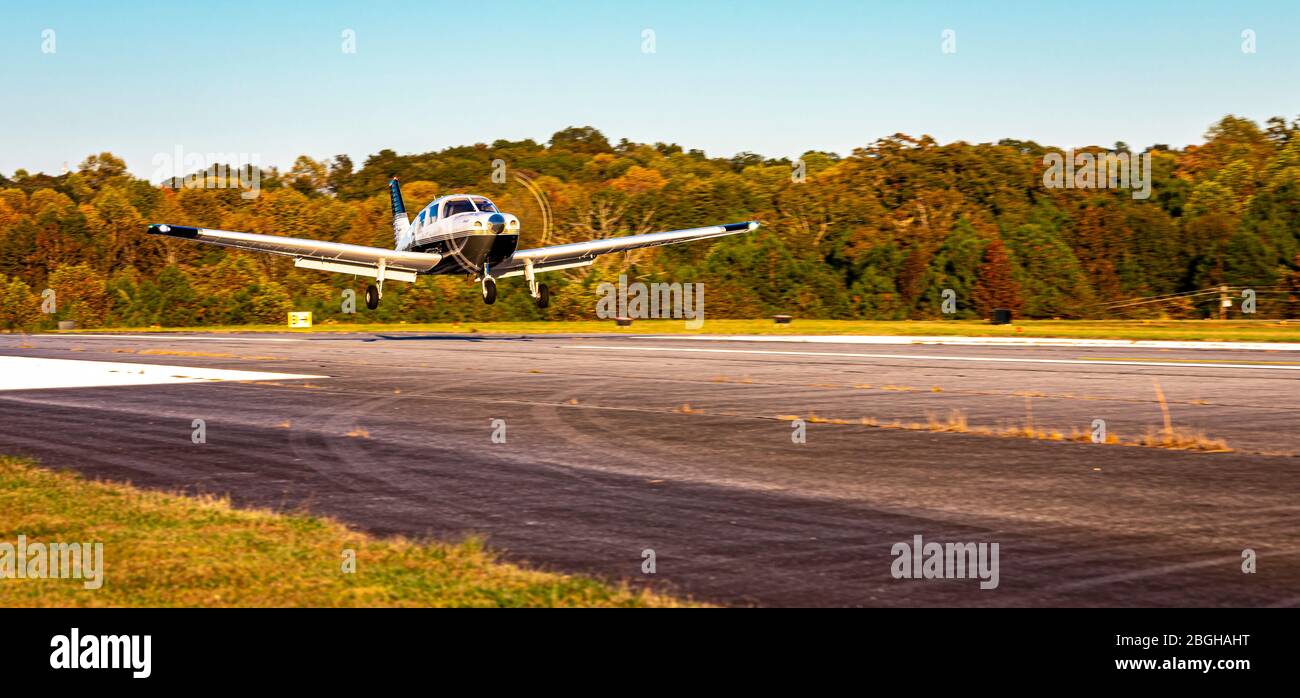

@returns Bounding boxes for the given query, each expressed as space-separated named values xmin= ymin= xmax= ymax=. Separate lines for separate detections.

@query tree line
xmin=2 ymin=117 xmax=1300 ymax=330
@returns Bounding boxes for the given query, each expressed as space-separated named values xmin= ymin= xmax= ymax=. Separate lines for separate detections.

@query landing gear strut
xmin=524 ymin=259 xmax=550 ymax=309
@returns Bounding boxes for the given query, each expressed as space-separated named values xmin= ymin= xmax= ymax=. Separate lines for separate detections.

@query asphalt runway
xmin=2 ymin=331 xmax=1297 ymax=607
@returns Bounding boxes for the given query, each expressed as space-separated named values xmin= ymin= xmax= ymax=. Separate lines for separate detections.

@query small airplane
xmin=147 ymin=178 xmax=759 ymax=310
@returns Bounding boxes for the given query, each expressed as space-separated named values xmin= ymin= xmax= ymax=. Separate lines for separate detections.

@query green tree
xmin=0 ymin=274 xmax=42 ymax=332
xmin=48 ymin=263 xmax=109 ymax=327
xmin=549 ymin=126 xmax=613 ymax=155
xmin=1005 ymin=224 xmax=1095 ymax=317
xmin=287 ymin=156 xmax=329 ymax=194
xmin=77 ymin=152 xmax=129 ymax=190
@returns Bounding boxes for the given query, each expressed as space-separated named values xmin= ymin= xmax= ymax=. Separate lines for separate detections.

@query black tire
xmin=365 ymin=284 xmax=380 ymax=310
xmin=535 ymin=283 xmax=550 ymax=309
xmin=481 ymin=277 xmax=497 ymax=305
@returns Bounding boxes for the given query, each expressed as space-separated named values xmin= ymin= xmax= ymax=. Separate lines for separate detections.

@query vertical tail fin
xmin=389 ymin=177 xmax=412 ymax=250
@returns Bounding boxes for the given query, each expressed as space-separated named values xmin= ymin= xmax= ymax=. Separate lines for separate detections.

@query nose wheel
xmin=481 ymin=276 xmax=497 ymax=305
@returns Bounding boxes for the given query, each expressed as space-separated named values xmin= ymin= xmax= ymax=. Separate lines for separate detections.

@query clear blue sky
xmin=1 ymin=0 xmax=1297 ymax=179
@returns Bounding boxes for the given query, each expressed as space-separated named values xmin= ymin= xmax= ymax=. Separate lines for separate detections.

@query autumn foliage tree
xmin=971 ymin=238 xmax=1023 ymax=317
xmin=1285 ymin=254 xmax=1300 ymax=317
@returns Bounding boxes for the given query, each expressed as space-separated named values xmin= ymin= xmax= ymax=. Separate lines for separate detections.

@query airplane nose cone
xmin=488 ymin=213 xmax=506 ymax=234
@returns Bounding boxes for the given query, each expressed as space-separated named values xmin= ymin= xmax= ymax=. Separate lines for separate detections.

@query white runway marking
xmin=637 ymin=334 xmax=1300 ymax=352
xmin=33 ymin=334 xmax=300 ymax=342
xmin=573 ymin=345 xmax=1300 ymax=371
xmin=0 ymin=356 xmax=326 ymax=391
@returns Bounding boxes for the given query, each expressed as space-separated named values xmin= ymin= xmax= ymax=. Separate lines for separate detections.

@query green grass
xmin=50 ymin=318 xmax=1300 ymax=342
xmin=0 ymin=456 xmax=688 ymax=607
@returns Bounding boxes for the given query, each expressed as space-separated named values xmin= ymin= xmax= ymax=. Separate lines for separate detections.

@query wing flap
xmin=295 ymin=258 xmax=419 ymax=282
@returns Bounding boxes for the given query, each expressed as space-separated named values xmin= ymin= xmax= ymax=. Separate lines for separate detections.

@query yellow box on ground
xmin=288 ymin=312 xmax=313 ymax=328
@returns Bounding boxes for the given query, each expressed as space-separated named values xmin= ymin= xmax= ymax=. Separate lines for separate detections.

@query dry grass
xmin=1137 ymin=426 xmax=1232 ymax=452
xmin=773 ymin=400 xmax=1232 ymax=453
xmin=138 ymin=349 xmax=237 ymax=358
xmin=710 ymin=375 xmax=754 ymax=384
xmin=0 ymin=456 xmax=687 ymax=607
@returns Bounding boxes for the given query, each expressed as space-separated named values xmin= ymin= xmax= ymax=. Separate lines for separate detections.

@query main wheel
xmin=365 ymin=284 xmax=380 ymax=310
xmin=535 ymin=283 xmax=550 ymax=309
xmin=481 ymin=277 xmax=497 ymax=305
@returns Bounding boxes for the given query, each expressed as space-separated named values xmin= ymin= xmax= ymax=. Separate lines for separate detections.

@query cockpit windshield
xmin=444 ymin=198 xmax=477 ymax=217
xmin=471 ymin=198 xmax=498 ymax=213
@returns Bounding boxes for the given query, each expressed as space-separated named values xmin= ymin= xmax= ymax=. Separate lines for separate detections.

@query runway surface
xmin=1 ymin=331 xmax=1297 ymax=606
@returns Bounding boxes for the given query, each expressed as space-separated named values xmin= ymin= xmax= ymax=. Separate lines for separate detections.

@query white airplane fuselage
xmin=397 ymin=193 xmax=520 ymax=276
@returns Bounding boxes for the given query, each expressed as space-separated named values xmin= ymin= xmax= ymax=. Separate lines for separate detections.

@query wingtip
xmin=147 ymin=223 xmax=199 ymax=237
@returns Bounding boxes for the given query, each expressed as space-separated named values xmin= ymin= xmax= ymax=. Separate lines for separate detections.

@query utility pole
xmin=1219 ymin=285 xmax=1230 ymax=320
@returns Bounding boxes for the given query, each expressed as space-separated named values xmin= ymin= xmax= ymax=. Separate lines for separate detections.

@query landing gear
xmin=366 ymin=260 xmax=386 ymax=310
xmin=523 ymin=259 xmax=549 ymax=309
xmin=481 ymin=276 xmax=497 ymax=305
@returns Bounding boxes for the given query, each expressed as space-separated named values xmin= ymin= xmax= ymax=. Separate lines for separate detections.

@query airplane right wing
xmin=492 ymin=221 xmax=759 ymax=278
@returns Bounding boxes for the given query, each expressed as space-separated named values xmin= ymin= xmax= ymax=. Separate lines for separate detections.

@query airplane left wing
xmin=493 ymin=221 xmax=759 ymax=278
xmin=146 ymin=224 xmax=442 ymax=281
